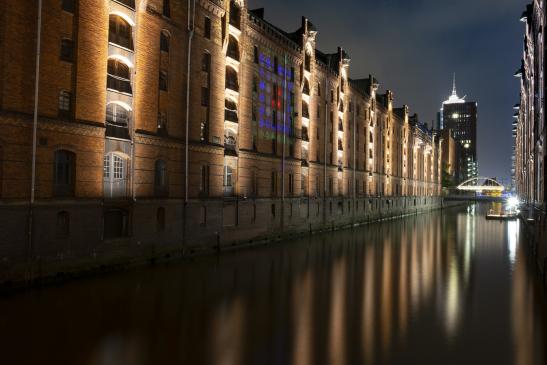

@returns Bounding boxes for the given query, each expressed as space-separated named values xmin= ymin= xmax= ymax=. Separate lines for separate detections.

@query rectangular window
xmin=204 ymin=17 xmax=211 ymax=39
xmin=201 ymin=87 xmax=209 ymax=106
xmin=62 ymin=0 xmax=74 ymax=13
xmin=159 ymin=71 xmax=168 ymax=91
xmin=290 ymin=67 xmax=295 ymax=82
xmin=202 ymin=53 xmax=211 ymax=72
xmin=58 ymin=91 xmax=72 ymax=113
xmin=160 ymin=32 xmax=169 ymax=52
xmin=60 ymin=39 xmax=74 ymax=62
xmin=163 ymin=0 xmax=170 ymax=18
xmin=254 ymin=46 xmax=259 ymax=64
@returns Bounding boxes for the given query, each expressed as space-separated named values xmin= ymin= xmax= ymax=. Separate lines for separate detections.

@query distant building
xmin=440 ymin=76 xmax=478 ymax=183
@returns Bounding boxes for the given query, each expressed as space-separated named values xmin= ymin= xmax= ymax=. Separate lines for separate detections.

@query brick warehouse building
xmin=0 ymin=0 xmax=442 ymax=282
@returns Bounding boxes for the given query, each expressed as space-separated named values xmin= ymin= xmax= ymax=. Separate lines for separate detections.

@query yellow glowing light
xmin=452 ymin=113 xmax=459 ymax=119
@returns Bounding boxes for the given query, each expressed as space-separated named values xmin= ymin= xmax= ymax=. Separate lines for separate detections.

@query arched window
xmin=107 ymin=59 xmax=132 ymax=94
xmin=317 ymin=83 xmax=321 ymax=96
xmin=104 ymin=153 xmax=128 ymax=198
xmin=109 ymin=15 xmax=133 ymax=50
xmin=339 ymin=100 xmax=344 ymax=113
xmin=160 ymin=31 xmax=170 ymax=52
xmin=225 ymin=66 xmax=239 ymax=92
xmin=156 ymin=207 xmax=166 ymax=232
xmin=56 ymin=211 xmax=70 ymax=239
xmin=225 ymin=98 xmax=238 ymax=122
xmin=224 ymin=129 xmax=237 ymax=150
xmin=105 ymin=103 xmax=130 ymax=139
xmin=53 ymin=150 xmax=76 ymax=197
xmin=154 ymin=160 xmax=168 ymax=197
xmin=227 ymin=35 xmax=240 ymax=61
xmin=302 ymin=102 xmax=309 ymax=119
xmin=229 ymin=0 xmax=241 ymax=29
xmin=303 ymin=79 xmax=310 ymax=96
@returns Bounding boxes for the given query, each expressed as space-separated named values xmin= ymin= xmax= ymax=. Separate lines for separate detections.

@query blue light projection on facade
xmin=252 ymin=50 xmax=295 ymax=146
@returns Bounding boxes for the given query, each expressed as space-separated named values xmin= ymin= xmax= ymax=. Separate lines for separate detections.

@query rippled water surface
xmin=0 ymin=204 xmax=546 ymax=365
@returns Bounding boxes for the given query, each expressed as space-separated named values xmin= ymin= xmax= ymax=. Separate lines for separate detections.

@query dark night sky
xmin=249 ymin=0 xmax=527 ymax=182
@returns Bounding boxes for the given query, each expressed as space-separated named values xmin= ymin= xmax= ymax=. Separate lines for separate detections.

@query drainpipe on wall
xmin=29 ymin=0 xmax=43 ymax=261
xmin=184 ymin=0 xmax=196 ymax=251
xmin=281 ymin=53 xmax=287 ymax=230
xmin=323 ymin=63 xmax=328 ymax=222
xmin=353 ymin=95 xmax=356 ymax=222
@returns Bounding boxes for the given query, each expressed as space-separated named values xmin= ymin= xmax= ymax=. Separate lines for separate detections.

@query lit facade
xmin=0 ymin=0 xmax=442 ymax=260
xmin=515 ymin=1 xmax=546 ymax=207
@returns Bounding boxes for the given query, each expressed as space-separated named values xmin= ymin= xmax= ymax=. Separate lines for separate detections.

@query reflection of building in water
xmin=329 ymin=257 xmax=347 ymax=365
xmin=211 ymin=297 xmax=245 ymax=365
xmin=293 ymin=270 xmax=313 ymax=365
xmin=510 ymin=219 xmax=537 ymax=365
xmin=442 ymin=205 xmax=476 ymax=337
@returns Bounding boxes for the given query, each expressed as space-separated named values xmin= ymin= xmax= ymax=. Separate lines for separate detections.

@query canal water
xmin=0 ymin=204 xmax=546 ymax=365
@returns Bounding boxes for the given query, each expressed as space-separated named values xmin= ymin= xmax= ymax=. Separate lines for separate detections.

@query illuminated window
xmin=225 ymin=98 xmax=238 ymax=122
xmin=224 ymin=165 xmax=233 ymax=187
xmin=302 ymin=102 xmax=309 ymax=119
xmin=225 ymin=66 xmax=239 ymax=92
xmin=107 ymin=59 xmax=132 ymax=94
xmin=224 ymin=129 xmax=237 ymax=150
xmin=105 ymin=103 xmax=130 ymax=139
xmin=227 ymin=35 xmax=240 ymax=61
xmin=109 ymin=15 xmax=133 ymax=50
xmin=229 ymin=0 xmax=241 ymax=29
xmin=303 ymin=79 xmax=310 ymax=95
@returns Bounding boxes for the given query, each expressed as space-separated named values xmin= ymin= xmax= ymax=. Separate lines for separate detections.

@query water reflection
xmin=0 ymin=204 xmax=545 ymax=365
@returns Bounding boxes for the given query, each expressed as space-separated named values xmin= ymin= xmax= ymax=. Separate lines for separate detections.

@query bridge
xmin=456 ymin=177 xmax=505 ymax=193
xmin=443 ymin=177 xmax=506 ymax=202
